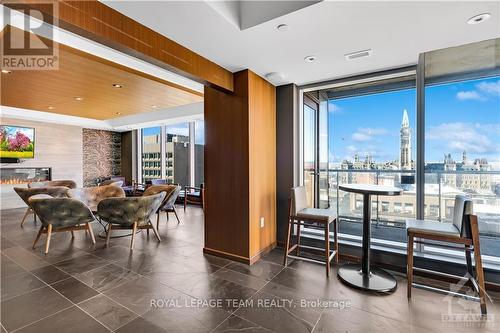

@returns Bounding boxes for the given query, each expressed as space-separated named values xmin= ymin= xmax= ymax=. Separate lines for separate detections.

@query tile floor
xmin=1 ymin=206 xmax=499 ymax=333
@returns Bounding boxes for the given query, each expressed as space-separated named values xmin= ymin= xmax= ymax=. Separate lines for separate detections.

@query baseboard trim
xmin=203 ymin=243 xmax=277 ymax=265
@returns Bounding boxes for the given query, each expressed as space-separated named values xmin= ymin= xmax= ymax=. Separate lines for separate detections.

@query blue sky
xmin=325 ymin=76 xmax=500 ymax=165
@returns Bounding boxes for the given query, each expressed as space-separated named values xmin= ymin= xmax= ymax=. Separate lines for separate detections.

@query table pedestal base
xmin=337 ymin=264 xmax=397 ymax=292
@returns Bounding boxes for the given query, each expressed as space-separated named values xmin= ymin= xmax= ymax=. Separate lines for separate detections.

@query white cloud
xmin=427 ymin=122 xmax=499 ymax=155
xmin=456 ymin=91 xmax=484 ymax=101
xmin=351 ymin=127 xmax=388 ymax=142
xmin=329 ymin=103 xmax=342 ymax=113
xmin=477 ymin=80 xmax=500 ymax=96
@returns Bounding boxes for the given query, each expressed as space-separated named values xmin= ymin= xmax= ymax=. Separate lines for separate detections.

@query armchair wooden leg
xmin=130 ymin=222 xmax=138 ymax=250
xmin=44 ymin=224 xmax=52 ymax=254
xmin=284 ymin=218 xmax=292 ymax=266
xmin=333 ymin=218 xmax=339 ymax=263
xmin=325 ymin=222 xmax=330 ymax=278
xmin=20 ymin=208 xmax=30 ymax=227
xmin=470 ymin=215 xmax=487 ymax=315
xmin=87 ymin=223 xmax=96 ymax=244
xmin=150 ymin=222 xmax=161 ymax=242
xmin=173 ymin=207 xmax=180 ymax=224
xmin=33 ymin=226 xmax=44 ymax=249
xmin=407 ymin=232 xmax=414 ymax=299
xmin=106 ymin=224 xmax=112 ymax=246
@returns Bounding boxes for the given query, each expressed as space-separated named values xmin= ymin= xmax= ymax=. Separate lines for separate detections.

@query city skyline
xmin=325 ymin=76 xmax=499 ymax=166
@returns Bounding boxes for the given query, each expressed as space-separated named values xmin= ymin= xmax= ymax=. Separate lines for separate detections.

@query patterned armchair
xmin=67 ymin=185 xmax=125 ymax=212
xmin=97 ymin=192 xmax=166 ymax=249
xmin=28 ymin=196 xmax=96 ymax=254
xmin=143 ymin=185 xmax=182 ymax=228
xmin=28 ymin=180 xmax=77 ymax=189
xmin=99 ymin=179 xmax=124 ymax=187
xmin=14 ymin=186 xmax=70 ymax=227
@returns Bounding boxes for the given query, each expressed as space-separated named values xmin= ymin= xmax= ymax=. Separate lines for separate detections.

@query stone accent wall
xmin=83 ymin=129 xmax=121 ymax=187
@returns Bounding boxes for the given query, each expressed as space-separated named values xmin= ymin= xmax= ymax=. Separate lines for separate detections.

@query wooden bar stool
xmin=283 ymin=186 xmax=338 ymax=277
xmin=406 ymin=195 xmax=487 ymax=315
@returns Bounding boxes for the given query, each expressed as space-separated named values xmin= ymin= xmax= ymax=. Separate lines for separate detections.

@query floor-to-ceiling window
xmin=194 ymin=120 xmax=204 ymax=186
xmin=141 ymin=127 xmax=161 ymax=182
xmin=165 ymin=123 xmax=190 ymax=187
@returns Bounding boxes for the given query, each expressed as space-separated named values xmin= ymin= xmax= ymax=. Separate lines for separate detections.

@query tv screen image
xmin=0 ymin=125 xmax=35 ymax=158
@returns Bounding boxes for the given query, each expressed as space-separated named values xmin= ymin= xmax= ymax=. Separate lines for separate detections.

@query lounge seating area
xmin=1 ymin=2 xmax=499 ymax=333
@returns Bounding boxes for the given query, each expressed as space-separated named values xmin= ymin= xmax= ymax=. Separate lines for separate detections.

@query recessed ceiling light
xmin=112 ymin=84 xmax=123 ymax=88
xmin=467 ymin=13 xmax=491 ymax=25
xmin=47 ymin=106 xmax=55 ymax=110
xmin=74 ymin=97 xmax=83 ymax=101
xmin=151 ymin=105 xmax=158 ymax=108
xmin=304 ymin=55 xmax=316 ymax=63
xmin=265 ymin=72 xmax=286 ymax=83
xmin=345 ymin=49 xmax=373 ymax=61
xmin=115 ymin=112 xmax=122 ymax=115
xmin=1 ymin=69 xmax=12 ymax=74
xmin=277 ymin=24 xmax=289 ymax=32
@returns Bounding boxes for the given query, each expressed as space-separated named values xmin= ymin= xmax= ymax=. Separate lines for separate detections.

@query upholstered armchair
xmin=29 ymin=195 xmax=96 ymax=254
xmin=28 ymin=180 xmax=77 ymax=189
xmin=99 ymin=179 xmax=124 ymax=187
xmin=97 ymin=192 xmax=166 ymax=249
xmin=184 ymin=183 xmax=204 ymax=211
xmin=14 ymin=186 xmax=70 ymax=227
xmin=143 ymin=185 xmax=182 ymax=228
xmin=67 ymin=185 xmax=125 ymax=212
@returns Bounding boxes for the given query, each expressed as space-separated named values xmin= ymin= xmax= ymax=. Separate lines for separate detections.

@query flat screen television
xmin=0 ymin=125 xmax=35 ymax=158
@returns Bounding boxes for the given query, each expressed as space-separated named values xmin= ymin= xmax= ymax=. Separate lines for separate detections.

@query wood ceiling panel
xmin=1 ymin=26 xmax=203 ymax=120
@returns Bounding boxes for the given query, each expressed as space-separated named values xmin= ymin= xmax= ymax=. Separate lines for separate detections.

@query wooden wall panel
xmin=248 ymin=71 xmax=277 ymax=259
xmin=204 ymin=70 xmax=276 ymax=264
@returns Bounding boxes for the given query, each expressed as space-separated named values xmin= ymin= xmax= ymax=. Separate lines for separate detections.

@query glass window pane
xmin=165 ymin=123 xmax=190 ymax=187
xmin=195 ymin=120 xmax=204 ymax=186
xmin=141 ymin=127 xmax=161 ymax=183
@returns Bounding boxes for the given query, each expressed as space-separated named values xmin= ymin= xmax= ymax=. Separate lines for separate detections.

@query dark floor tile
xmin=1 ymin=271 xmax=46 ymax=301
xmin=0 ymin=286 xmax=72 ymax=332
xmin=89 ymin=244 xmax=137 ymax=261
xmin=213 ymin=268 xmax=268 ymax=290
xmin=213 ymin=314 xmax=273 ymax=333
xmin=260 ymin=248 xmax=288 ymax=266
xmin=113 ymin=252 xmax=173 ymax=276
xmin=235 ymin=291 xmax=322 ymax=333
xmin=174 ymin=275 xmax=258 ymax=311
xmin=105 ymin=277 xmax=185 ymax=315
xmin=1 ymin=254 xmax=26 ymax=278
xmin=225 ymin=261 xmax=283 ymax=281
xmin=79 ymin=294 xmax=137 ymax=331
xmin=15 ymin=306 xmax=109 ymax=333
xmin=32 ymin=246 xmax=89 ymax=264
xmin=51 ymin=277 xmax=99 ymax=303
xmin=115 ymin=316 xmax=166 ymax=333
xmin=74 ymin=263 xmax=139 ymax=292
xmin=55 ymin=253 xmax=109 ymax=275
xmin=146 ymin=260 xmax=220 ymax=289
xmin=30 ymin=265 xmax=71 ymax=284
xmin=1 ymin=237 xmax=17 ymax=250
xmin=1 ymin=246 xmax=48 ymax=270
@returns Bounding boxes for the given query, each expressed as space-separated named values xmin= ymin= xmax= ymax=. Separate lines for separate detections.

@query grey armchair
xmin=97 ymin=192 xmax=166 ymax=249
xmin=28 ymin=196 xmax=96 ymax=254
xmin=28 ymin=180 xmax=77 ymax=189
xmin=67 ymin=185 xmax=125 ymax=212
xmin=14 ymin=186 xmax=70 ymax=227
xmin=143 ymin=185 xmax=182 ymax=228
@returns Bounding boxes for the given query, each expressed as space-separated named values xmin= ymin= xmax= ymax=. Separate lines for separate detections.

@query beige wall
xmin=1 ymin=117 xmax=83 ymax=209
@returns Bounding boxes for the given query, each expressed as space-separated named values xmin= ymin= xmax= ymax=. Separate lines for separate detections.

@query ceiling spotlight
xmin=151 ymin=105 xmax=158 ymax=108
xmin=304 ymin=55 xmax=316 ymax=63
xmin=115 ymin=112 xmax=122 ymax=115
xmin=1 ymin=69 xmax=12 ymax=74
xmin=112 ymin=84 xmax=123 ymax=88
xmin=47 ymin=106 xmax=55 ymax=110
xmin=74 ymin=97 xmax=83 ymax=101
xmin=467 ymin=13 xmax=491 ymax=25
xmin=277 ymin=24 xmax=289 ymax=32
xmin=265 ymin=72 xmax=286 ymax=83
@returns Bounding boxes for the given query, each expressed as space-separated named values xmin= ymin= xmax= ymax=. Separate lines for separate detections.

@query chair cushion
xmin=296 ymin=208 xmax=335 ymax=223
xmin=406 ymin=219 xmax=460 ymax=237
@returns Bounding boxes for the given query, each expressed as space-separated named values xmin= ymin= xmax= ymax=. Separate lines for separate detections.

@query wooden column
xmin=204 ymin=70 xmax=276 ymax=264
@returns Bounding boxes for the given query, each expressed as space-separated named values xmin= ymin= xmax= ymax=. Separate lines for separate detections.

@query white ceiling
xmin=103 ymin=0 xmax=500 ymax=86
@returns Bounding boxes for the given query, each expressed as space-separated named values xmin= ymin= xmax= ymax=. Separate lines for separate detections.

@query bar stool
xmin=283 ymin=186 xmax=338 ymax=277
xmin=406 ymin=195 xmax=487 ymax=314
